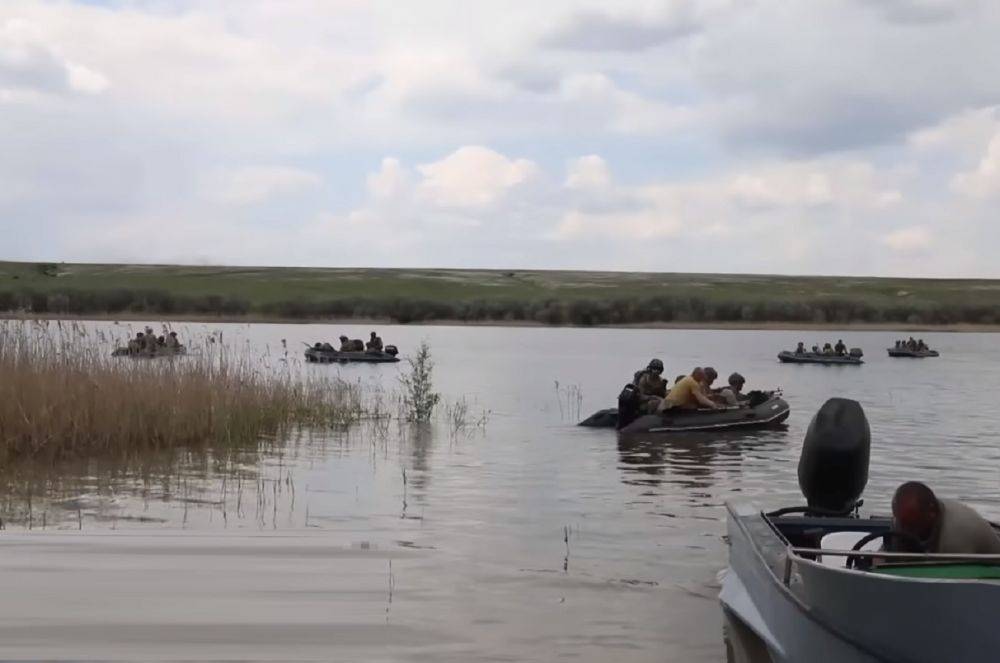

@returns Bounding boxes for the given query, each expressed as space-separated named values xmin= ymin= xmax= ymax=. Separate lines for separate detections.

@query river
xmin=2 ymin=321 xmax=998 ymax=661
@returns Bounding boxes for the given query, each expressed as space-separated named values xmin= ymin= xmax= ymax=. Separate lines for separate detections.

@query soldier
xmin=366 ymin=331 xmax=384 ymax=352
xmin=165 ymin=332 xmax=181 ymax=349
xmin=339 ymin=335 xmax=352 ymax=351
xmin=719 ymin=373 xmax=747 ymax=406
xmin=635 ymin=359 xmax=667 ymax=413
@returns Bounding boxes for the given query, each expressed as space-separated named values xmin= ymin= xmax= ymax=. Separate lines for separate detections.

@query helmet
xmin=728 ymin=372 xmax=745 ymax=386
xmin=647 ymin=358 xmax=664 ymax=373
xmin=704 ymin=366 xmax=718 ymax=380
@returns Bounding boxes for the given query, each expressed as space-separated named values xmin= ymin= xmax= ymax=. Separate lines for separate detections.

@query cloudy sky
xmin=2 ymin=0 xmax=999 ymax=276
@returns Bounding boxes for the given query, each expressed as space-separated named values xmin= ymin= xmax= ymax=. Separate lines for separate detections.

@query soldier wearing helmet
xmin=634 ymin=358 xmax=668 ymax=413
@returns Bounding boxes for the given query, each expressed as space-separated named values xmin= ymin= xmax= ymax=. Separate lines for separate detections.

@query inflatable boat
xmin=304 ymin=345 xmax=400 ymax=364
xmin=111 ymin=346 xmax=187 ymax=358
xmin=778 ymin=351 xmax=863 ymax=365
xmin=888 ymin=347 xmax=939 ymax=358
xmin=618 ymin=392 xmax=790 ymax=435
xmin=579 ymin=388 xmax=789 ymax=433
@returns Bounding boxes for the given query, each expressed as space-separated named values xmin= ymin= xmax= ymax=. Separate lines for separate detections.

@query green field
xmin=0 ymin=261 xmax=997 ymax=326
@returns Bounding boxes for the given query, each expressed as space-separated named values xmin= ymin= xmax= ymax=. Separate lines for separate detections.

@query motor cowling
xmin=849 ymin=348 xmax=863 ymax=358
xmin=384 ymin=345 xmax=398 ymax=356
xmin=798 ymin=398 xmax=870 ymax=514
xmin=616 ymin=383 xmax=641 ymax=430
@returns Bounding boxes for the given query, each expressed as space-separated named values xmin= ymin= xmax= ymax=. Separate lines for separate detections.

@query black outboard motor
xmin=616 ymin=383 xmax=642 ymax=430
xmin=797 ymin=398 xmax=870 ymax=514
xmin=384 ymin=345 xmax=398 ymax=356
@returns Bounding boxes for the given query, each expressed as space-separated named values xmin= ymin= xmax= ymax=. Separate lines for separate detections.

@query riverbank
xmin=3 ymin=311 xmax=999 ymax=332
xmin=2 ymin=261 xmax=1000 ymax=328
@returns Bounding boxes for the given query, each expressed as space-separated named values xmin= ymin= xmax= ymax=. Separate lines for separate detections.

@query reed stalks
xmin=0 ymin=320 xmax=371 ymax=464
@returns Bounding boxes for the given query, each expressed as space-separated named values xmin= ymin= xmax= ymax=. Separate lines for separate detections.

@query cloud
xmin=0 ymin=17 xmax=109 ymax=98
xmin=856 ymin=0 xmax=965 ymax=25
xmin=541 ymin=6 xmax=702 ymax=52
xmin=206 ymin=166 xmax=322 ymax=206
xmin=951 ymin=132 xmax=1000 ymax=198
xmin=415 ymin=146 xmax=540 ymax=209
xmin=565 ymin=155 xmax=611 ymax=190
xmin=881 ymin=226 xmax=932 ymax=252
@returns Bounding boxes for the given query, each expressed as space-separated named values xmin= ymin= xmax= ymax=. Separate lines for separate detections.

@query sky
xmin=1 ymin=0 xmax=999 ymax=277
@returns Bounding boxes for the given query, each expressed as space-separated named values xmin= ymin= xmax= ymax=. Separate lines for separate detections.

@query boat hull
xmin=778 ymin=351 xmax=863 ymax=365
xmin=887 ymin=349 xmax=939 ymax=358
xmin=617 ymin=396 xmax=789 ymax=435
xmin=304 ymin=348 xmax=400 ymax=364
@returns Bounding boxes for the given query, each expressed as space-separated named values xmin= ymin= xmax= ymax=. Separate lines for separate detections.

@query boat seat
xmin=819 ymin=531 xmax=881 ymax=568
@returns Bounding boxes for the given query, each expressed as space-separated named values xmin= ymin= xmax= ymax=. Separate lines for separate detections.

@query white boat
xmin=721 ymin=398 xmax=1000 ymax=663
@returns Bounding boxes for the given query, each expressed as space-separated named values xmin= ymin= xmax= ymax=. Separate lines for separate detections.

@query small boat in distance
xmin=111 ymin=346 xmax=186 ymax=358
xmin=304 ymin=344 xmax=400 ymax=364
xmin=778 ymin=350 xmax=863 ymax=365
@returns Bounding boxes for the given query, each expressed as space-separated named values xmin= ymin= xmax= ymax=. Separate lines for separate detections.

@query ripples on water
xmin=3 ymin=321 xmax=999 ymax=661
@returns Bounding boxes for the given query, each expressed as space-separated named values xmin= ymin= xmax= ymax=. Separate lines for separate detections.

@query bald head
xmin=892 ymin=481 xmax=940 ymax=541
xmin=691 ymin=367 xmax=705 ymax=381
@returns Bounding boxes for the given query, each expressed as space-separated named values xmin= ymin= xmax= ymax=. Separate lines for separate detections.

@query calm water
xmin=4 ymin=321 xmax=1000 ymax=661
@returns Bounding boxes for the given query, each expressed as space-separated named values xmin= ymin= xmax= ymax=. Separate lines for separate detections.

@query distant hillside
xmin=0 ymin=261 xmax=998 ymax=327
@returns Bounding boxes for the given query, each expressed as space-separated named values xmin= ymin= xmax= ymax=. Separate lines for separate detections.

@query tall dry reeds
xmin=0 ymin=321 xmax=372 ymax=464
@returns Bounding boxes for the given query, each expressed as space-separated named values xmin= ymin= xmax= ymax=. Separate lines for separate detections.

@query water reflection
xmin=617 ymin=428 xmax=788 ymax=490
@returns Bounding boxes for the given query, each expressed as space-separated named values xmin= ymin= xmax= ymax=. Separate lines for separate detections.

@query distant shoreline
xmin=3 ymin=312 xmax=998 ymax=332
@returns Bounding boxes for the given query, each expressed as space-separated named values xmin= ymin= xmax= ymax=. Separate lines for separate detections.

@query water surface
xmin=4 ymin=322 xmax=999 ymax=661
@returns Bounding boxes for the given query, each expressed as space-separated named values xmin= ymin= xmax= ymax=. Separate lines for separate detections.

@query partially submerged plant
xmin=398 ymin=340 xmax=440 ymax=423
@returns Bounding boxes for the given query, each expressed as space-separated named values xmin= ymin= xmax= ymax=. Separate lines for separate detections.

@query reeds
xmin=0 ymin=321 xmax=372 ymax=464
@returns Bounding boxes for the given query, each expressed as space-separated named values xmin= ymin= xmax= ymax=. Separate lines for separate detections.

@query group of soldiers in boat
xmin=122 ymin=326 xmax=183 ymax=355
xmin=793 ymin=339 xmax=852 ymax=356
xmin=632 ymin=359 xmax=751 ymax=414
xmin=313 ymin=331 xmax=387 ymax=353
xmin=894 ymin=337 xmax=930 ymax=352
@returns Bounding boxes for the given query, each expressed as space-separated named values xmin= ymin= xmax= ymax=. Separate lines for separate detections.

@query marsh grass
xmin=0 ymin=320 xmax=373 ymax=465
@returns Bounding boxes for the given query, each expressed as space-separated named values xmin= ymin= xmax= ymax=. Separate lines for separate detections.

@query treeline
xmin=1 ymin=288 xmax=998 ymax=326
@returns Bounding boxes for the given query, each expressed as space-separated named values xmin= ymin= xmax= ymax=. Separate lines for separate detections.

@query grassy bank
xmin=0 ymin=320 xmax=375 ymax=464
xmin=1 ymin=261 xmax=999 ymax=326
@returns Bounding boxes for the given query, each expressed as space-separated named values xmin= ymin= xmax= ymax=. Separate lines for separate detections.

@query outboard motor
xmin=849 ymin=348 xmax=864 ymax=358
xmin=384 ymin=345 xmax=398 ymax=356
xmin=616 ymin=383 xmax=642 ymax=430
xmin=797 ymin=398 xmax=870 ymax=514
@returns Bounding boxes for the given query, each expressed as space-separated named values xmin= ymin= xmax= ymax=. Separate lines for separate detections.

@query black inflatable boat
xmin=305 ymin=345 xmax=400 ymax=364
xmin=887 ymin=348 xmax=939 ymax=358
xmin=778 ymin=351 xmax=863 ymax=365
xmin=618 ymin=393 xmax=790 ymax=435
xmin=579 ymin=389 xmax=789 ymax=433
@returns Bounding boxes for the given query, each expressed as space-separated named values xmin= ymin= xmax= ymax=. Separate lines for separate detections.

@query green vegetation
xmin=1 ymin=260 xmax=999 ymax=326
xmin=399 ymin=341 xmax=440 ymax=423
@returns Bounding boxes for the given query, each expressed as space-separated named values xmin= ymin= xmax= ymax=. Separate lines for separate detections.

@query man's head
xmin=371 ymin=331 xmax=377 ymax=338
xmin=691 ymin=367 xmax=705 ymax=382
xmin=339 ymin=335 xmax=348 ymax=342
xmin=647 ymin=358 xmax=664 ymax=375
xmin=728 ymin=372 xmax=745 ymax=391
xmin=892 ymin=481 xmax=940 ymax=542
xmin=702 ymin=367 xmax=718 ymax=386
xmin=169 ymin=332 xmax=177 ymax=337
